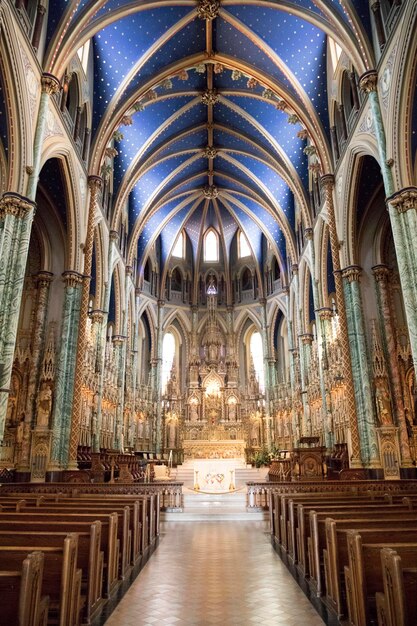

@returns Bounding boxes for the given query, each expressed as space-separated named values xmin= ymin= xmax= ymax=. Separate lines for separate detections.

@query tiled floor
xmin=104 ymin=521 xmax=325 ymax=626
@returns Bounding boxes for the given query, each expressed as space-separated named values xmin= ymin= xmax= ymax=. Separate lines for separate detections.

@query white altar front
xmin=192 ymin=458 xmax=245 ymax=493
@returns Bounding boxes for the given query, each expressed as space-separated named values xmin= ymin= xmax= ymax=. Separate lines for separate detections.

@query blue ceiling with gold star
xmin=43 ymin=0 xmax=376 ymax=281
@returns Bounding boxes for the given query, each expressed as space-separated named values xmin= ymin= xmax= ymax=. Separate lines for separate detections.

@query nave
xmin=104 ymin=521 xmax=325 ymax=626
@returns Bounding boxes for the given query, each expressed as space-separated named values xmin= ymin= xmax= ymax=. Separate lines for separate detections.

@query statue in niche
xmin=190 ymin=403 xmax=199 ymax=422
xmin=16 ymin=414 xmax=25 ymax=445
xmin=36 ymin=384 xmax=53 ymax=428
xmin=138 ymin=420 xmax=144 ymax=439
xmin=144 ymin=420 xmax=150 ymax=439
xmin=228 ymin=401 xmax=237 ymax=421
xmin=167 ymin=419 xmax=176 ymax=448
xmin=375 ymin=379 xmax=393 ymax=426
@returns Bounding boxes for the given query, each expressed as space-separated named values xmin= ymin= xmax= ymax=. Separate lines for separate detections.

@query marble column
xmin=372 ymin=264 xmax=413 ymax=466
xmin=292 ymin=265 xmax=311 ymax=436
xmin=321 ymin=175 xmax=362 ymax=466
xmin=68 ymin=176 xmax=102 ymax=469
xmin=342 ymin=266 xmax=380 ymax=467
xmin=359 ymin=71 xmax=417 ymax=375
xmin=49 ymin=271 xmax=83 ymax=469
xmin=155 ymin=300 xmax=165 ymax=453
xmin=286 ymin=289 xmax=301 ymax=447
xmin=17 ymin=271 xmax=53 ymax=471
xmin=0 ymin=193 xmax=36 ymax=443
xmin=90 ymin=310 xmax=105 ymax=452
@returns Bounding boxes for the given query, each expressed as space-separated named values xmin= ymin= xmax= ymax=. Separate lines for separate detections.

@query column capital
xmin=87 ymin=175 xmax=103 ymax=191
xmin=62 ymin=270 xmax=83 ymax=287
xmin=341 ymin=265 xmax=362 ymax=283
xmin=316 ymin=306 xmax=333 ymax=321
xmin=41 ymin=73 xmax=61 ymax=95
xmin=299 ymin=333 xmax=314 ymax=345
xmin=112 ymin=334 xmax=127 ymax=345
xmin=35 ymin=270 xmax=54 ymax=287
xmin=90 ymin=309 xmax=105 ymax=324
xmin=359 ymin=70 xmax=378 ymax=93
xmin=320 ymin=174 xmax=335 ymax=189
xmin=372 ymin=264 xmax=390 ymax=282
xmin=0 ymin=192 xmax=36 ymax=218
xmin=387 ymin=187 xmax=417 ymax=214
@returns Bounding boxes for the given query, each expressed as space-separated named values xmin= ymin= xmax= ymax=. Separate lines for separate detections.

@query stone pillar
xmin=260 ymin=298 xmax=273 ymax=448
xmin=342 ymin=266 xmax=380 ymax=467
xmin=372 ymin=264 xmax=413 ymax=466
xmin=113 ymin=335 xmax=126 ymax=450
xmin=155 ymin=300 xmax=165 ymax=453
xmin=371 ymin=1 xmax=386 ymax=50
xmin=0 ymin=193 xmax=36 ymax=442
xmin=27 ymin=74 xmax=61 ymax=201
xmin=67 ymin=176 xmax=102 ymax=468
xmin=49 ymin=271 xmax=83 ymax=470
xmin=73 ymin=106 xmax=82 ymax=142
xmin=31 ymin=3 xmax=46 ymax=52
xmin=90 ymin=310 xmax=105 ymax=452
xmin=320 ymin=175 xmax=362 ymax=467
xmin=359 ymin=71 xmax=417 ymax=375
xmin=17 ymin=271 xmax=53 ymax=471
xmin=93 ymin=232 xmax=118 ymax=452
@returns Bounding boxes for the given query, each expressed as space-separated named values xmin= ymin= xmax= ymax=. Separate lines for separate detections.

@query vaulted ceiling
xmin=44 ymin=1 xmax=375 ymax=277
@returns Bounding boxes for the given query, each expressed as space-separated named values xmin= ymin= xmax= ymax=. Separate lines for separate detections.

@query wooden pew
xmin=324 ymin=519 xmax=417 ymax=619
xmin=0 ymin=550 xmax=49 ymax=626
xmin=16 ymin=504 xmax=132 ymax=580
xmin=0 ymin=535 xmax=81 ymax=626
xmin=344 ymin=532 xmax=417 ymax=626
xmin=376 ymin=547 xmax=417 ymax=626
xmin=0 ymin=513 xmax=118 ymax=598
xmin=0 ymin=524 xmax=102 ymax=625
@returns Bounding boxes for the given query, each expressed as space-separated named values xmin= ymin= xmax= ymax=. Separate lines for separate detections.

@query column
xmin=67 ymin=176 xmax=102 ymax=468
xmin=90 ymin=310 xmax=105 ymax=452
xmin=259 ymin=299 xmax=272 ymax=448
xmin=320 ymin=174 xmax=362 ymax=467
xmin=113 ymin=335 xmax=126 ymax=450
xmin=49 ymin=271 xmax=83 ymax=470
xmin=31 ymin=3 xmax=46 ymax=52
xmin=359 ymin=72 xmax=417 ymax=376
xmin=371 ymin=1 xmax=386 ymax=50
xmin=342 ymin=266 xmax=380 ymax=467
xmin=372 ymin=264 xmax=413 ymax=466
xmin=0 ymin=193 xmax=36 ymax=442
xmin=18 ymin=271 xmax=53 ymax=471
xmin=155 ymin=300 xmax=165 ymax=453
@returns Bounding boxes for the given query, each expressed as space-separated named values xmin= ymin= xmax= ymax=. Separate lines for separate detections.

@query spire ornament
xmin=197 ymin=0 xmax=220 ymax=21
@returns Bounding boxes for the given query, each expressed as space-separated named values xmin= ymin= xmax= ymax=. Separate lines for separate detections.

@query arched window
xmin=239 ymin=231 xmax=251 ymax=258
xmin=204 ymin=229 xmax=219 ymax=262
xmin=161 ymin=332 xmax=176 ymax=393
xmin=250 ymin=331 xmax=265 ymax=392
xmin=172 ymin=231 xmax=184 ymax=258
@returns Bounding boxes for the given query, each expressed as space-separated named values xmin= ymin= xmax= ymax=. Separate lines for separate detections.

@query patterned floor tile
xmin=104 ymin=521 xmax=325 ymax=626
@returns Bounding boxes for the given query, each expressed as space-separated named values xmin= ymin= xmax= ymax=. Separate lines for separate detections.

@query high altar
xmin=162 ymin=275 xmax=265 ymax=464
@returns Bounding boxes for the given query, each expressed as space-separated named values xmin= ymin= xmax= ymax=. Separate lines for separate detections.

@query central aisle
xmin=104 ymin=522 xmax=325 ymax=625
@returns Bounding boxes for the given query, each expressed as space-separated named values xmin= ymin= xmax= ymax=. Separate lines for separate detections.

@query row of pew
xmin=269 ymin=487 xmax=417 ymax=626
xmin=0 ymin=490 xmax=160 ymax=625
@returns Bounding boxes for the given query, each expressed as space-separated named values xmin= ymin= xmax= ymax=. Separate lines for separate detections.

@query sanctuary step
xmin=162 ymin=487 xmax=269 ymax=521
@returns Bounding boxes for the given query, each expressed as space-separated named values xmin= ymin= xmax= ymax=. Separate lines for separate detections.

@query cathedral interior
xmin=0 ymin=0 xmax=416 ymax=484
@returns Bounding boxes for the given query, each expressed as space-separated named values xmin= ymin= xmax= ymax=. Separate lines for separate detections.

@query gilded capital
xmin=88 ymin=175 xmax=103 ymax=192
xmin=90 ymin=310 xmax=105 ymax=324
xmin=341 ymin=265 xmax=362 ymax=283
xmin=62 ymin=270 xmax=83 ymax=287
xmin=35 ymin=271 xmax=54 ymax=288
xmin=372 ymin=264 xmax=390 ymax=282
xmin=359 ymin=70 xmax=378 ymax=93
xmin=197 ymin=0 xmax=220 ymax=21
xmin=299 ymin=333 xmax=314 ymax=345
xmin=320 ymin=174 xmax=335 ymax=190
xmin=0 ymin=192 xmax=36 ymax=219
xmin=41 ymin=73 xmax=61 ymax=95
xmin=387 ymin=187 xmax=417 ymax=214
xmin=316 ymin=307 xmax=333 ymax=321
